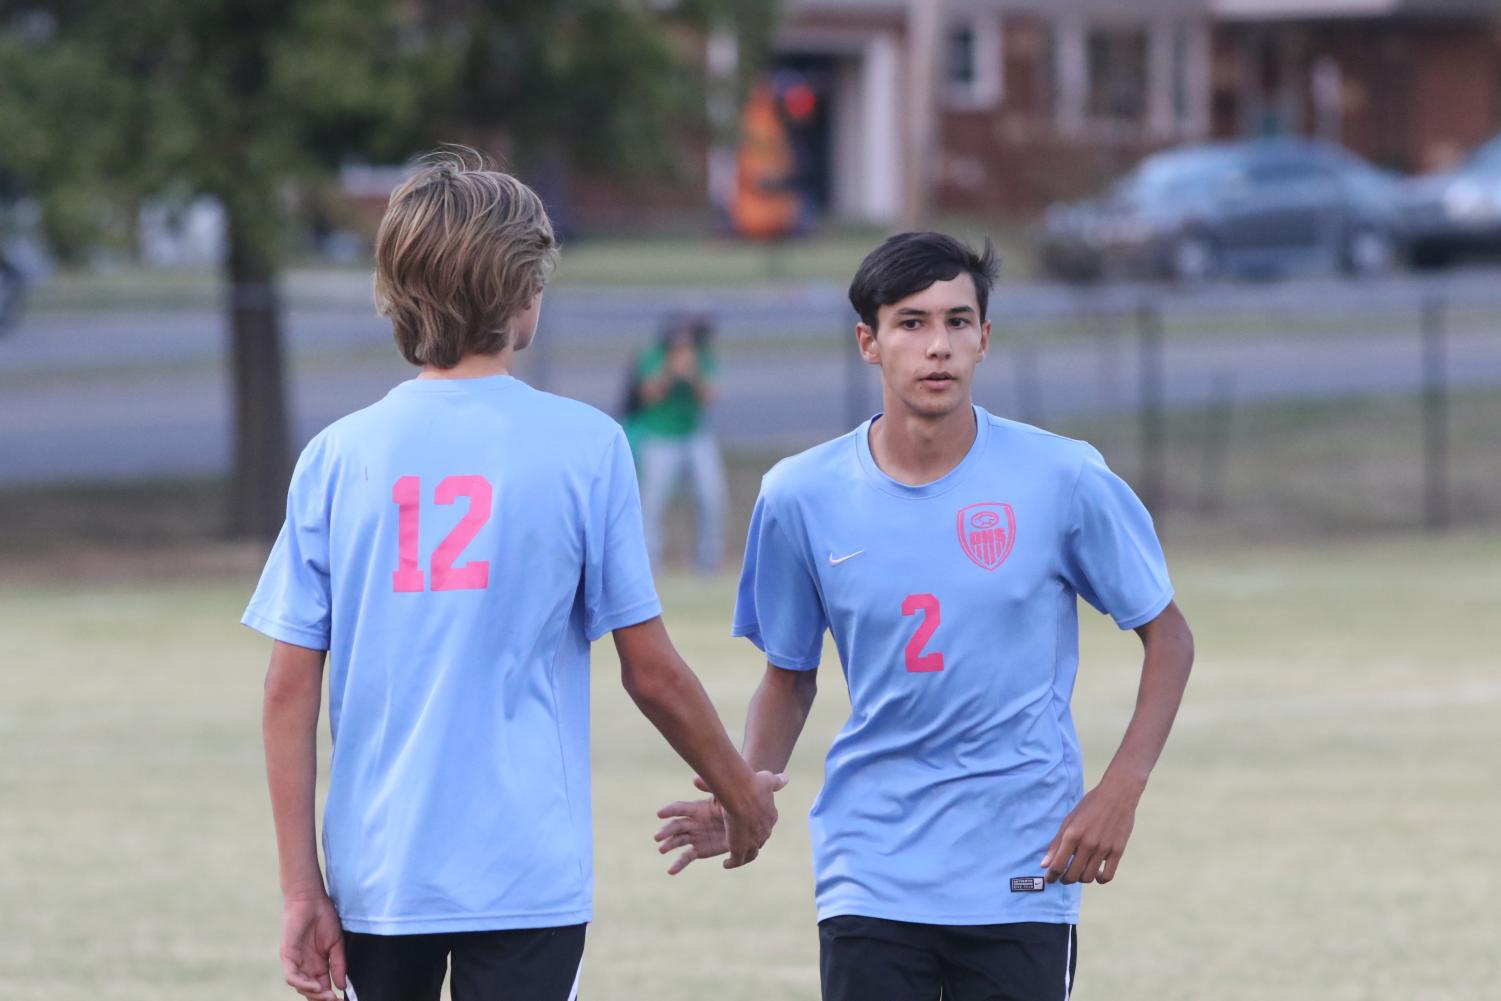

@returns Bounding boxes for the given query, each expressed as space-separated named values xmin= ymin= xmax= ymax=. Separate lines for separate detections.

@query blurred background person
xmin=626 ymin=313 xmax=728 ymax=575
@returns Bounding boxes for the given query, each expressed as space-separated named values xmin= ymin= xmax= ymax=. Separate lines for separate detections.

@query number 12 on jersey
xmin=901 ymin=593 xmax=944 ymax=673
xmin=392 ymin=475 xmax=493 ymax=593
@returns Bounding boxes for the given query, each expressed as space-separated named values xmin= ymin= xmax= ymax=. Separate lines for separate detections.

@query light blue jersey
xmin=243 ymin=374 xmax=660 ymax=935
xmin=733 ymin=405 xmax=1172 ymax=926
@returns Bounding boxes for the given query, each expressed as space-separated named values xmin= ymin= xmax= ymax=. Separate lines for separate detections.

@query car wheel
xmin=1409 ymin=241 xmax=1453 ymax=271
xmin=1343 ymin=226 xmax=1395 ymax=278
xmin=1170 ymin=234 xmax=1218 ymax=284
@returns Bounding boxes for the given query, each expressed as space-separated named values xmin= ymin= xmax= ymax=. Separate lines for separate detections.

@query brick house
xmin=765 ymin=0 xmax=1501 ymax=221
xmin=1211 ymin=0 xmax=1501 ymax=173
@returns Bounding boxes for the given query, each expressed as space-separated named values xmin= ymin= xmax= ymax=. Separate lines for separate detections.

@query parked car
xmin=1402 ymin=135 xmax=1501 ymax=268
xmin=1039 ymin=137 xmax=1404 ymax=283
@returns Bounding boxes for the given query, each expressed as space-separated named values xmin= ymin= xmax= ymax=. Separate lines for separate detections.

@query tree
xmin=0 ymin=0 xmax=780 ymax=539
xmin=1 ymin=0 xmax=437 ymax=538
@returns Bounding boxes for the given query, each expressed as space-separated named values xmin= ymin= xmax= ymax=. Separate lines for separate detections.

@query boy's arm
xmin=613 ymin=618 xmax=786 ymax=869
xmin=263 ymin=640 xmax=346 ymax=1001
xmin=636 ymin=350 xmax=678 ymax=405
xmin=637 ymin=370 xmax=674 ymax=404
xmin=655 ymin=662 xmax=817 ymax=874
xmin=742 ymin=663 xmax=818 ymax=772
xmin=1042 ymin=601 xmax=1195 ymax=885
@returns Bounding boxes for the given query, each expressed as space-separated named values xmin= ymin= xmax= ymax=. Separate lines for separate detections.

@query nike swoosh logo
xmin=828 ymin=550 xmax=865 ymax=566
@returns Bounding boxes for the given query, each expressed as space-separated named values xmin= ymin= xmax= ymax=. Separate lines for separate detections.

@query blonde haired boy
xmin=247 ymin=152 xmax=784 ymax=1001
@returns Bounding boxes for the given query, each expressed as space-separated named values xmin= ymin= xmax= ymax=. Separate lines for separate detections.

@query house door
xmin=767 ymin=55 xmax=837 ymax=221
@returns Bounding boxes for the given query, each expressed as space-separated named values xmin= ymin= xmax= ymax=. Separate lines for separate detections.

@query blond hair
xmin=374 ymin=149 xmax=558 ymax=368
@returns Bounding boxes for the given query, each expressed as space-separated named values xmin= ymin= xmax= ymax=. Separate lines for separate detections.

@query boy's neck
xmin=868 ymin=398 xmax=977 ymax=486
xmin=419 ymin=349 xmax=514 ymax=380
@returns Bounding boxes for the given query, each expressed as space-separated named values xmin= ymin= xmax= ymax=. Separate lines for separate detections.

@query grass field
xmin=1 ymin=531 xmax=1498 ymax=1000
xmin=22 ymin=221 xmax=1032 ymax=313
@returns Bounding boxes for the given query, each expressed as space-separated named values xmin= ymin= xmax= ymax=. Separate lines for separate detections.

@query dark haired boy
xmin=247 ymin=156 xmax=784 ymax=1001
xmin=656 ymin=232 xmax=1194 ymax=1000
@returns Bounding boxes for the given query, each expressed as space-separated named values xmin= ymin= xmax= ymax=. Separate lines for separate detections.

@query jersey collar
xmin=854 ymin=404 xmax=991 ymax=499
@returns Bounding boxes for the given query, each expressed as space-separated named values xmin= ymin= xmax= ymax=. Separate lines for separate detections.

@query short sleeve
xmin=241 ymin=441 xmax=334 ymax=650
xmin=1060 ymin=446 xmax=1174 ymax=630
xmin=583 ymin=428 xmax=662 ymax=641
xmin=731 ymin=483 xmax=827 ymax=670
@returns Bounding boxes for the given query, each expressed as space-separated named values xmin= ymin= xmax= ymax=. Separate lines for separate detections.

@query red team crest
xmin=956 ymin=502 xmax=1016 ymax=571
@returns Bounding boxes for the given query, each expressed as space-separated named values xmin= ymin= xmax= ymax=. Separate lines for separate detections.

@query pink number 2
xmin=901 ymin=593 xmax=944 ymax=673
xmin=391 ymin=475 xmax=493 ymax=593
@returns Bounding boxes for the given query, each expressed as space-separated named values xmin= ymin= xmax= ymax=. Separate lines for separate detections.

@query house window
xmin=1172 ymin=22 xmax=1189 ymax=124
xmin=1086 ymin=26 xmax=1147 ymax=123
xmin=1036 ymin=21 xmax=1058 ymax=121
xmin=950 ymin=23 xmax=977 ymax=88
xmin=945 ymin=13 xmax=1002 ymax=110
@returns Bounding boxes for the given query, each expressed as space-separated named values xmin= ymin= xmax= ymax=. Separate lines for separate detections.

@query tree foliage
xmin=0 ymin=0 xmax=782 ymax=536
xmin=0 ymin=0 xmax=782 ymax=254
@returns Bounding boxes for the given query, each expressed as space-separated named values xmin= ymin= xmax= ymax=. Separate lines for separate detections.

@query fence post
xmin=1012 ymin=337 xmax=1044 ymax=427
xmin=529 ymin=306 xmax=554 ymax=392
xmin=1137 ymin=295 xmax=1166 ymax=513
xmin=844 ymin=307 xmax=868 ymax=432
xmin=1096 ymin=318 xmax=1124 ymax=414
xmin=1421 ymin=293 xmax=1451 ymax=531
xmin=1198 ymin=371 xmax=1235 ymax=515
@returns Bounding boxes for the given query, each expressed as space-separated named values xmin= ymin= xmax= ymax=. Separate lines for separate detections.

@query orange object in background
xmin=731 ymin=83 xmax=800 ymax=240
xmin=782 ymin=81 xmax=817 ymax=123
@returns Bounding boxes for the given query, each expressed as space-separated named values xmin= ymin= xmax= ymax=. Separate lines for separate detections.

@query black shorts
xmin=819 ymin=915 xmax=1076 ymax=1001
xmin=342 ymin=923 xmax=585 ymax=1001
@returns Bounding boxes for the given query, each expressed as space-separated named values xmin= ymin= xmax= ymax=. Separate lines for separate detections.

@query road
xmin=1 ymin=271 xmax=1499 ymax=485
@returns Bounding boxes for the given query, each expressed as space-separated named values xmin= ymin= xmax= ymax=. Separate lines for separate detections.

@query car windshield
xmin=1114 ymin=150 xmax=1236 ymax=207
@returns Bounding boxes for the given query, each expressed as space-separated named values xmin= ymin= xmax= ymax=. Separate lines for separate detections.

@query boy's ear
xmin=856 ymin=322 xmax=880 ymax=365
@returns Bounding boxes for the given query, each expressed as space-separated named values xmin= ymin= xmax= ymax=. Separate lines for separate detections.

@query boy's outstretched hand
xmin=656 ymin=771 xmax=788 ymax=874
xmin=280 ymin=892 xmax=347 ymax=1001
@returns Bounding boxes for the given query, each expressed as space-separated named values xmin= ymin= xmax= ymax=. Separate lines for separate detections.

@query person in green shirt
xmin=626 ymin=313 xmax=728 ymax=573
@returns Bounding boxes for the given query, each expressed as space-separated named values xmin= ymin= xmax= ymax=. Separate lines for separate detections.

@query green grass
xmin=2 ymin=533 xmax=1498 ymax=1000
xmin=554 ymin=217 xmax=1036 ymax=287
xmin=556 ymin=229 xmax=885 ymax=286
xmin=22 ymin=222 xmax=1035 ymax=313
xmin=17 ymin=220 xmax=1044 ymax=315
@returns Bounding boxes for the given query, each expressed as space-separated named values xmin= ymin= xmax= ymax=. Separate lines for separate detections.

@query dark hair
xmin=848 ymin=232 xmax=999 ymax=332
xmin=622 ymin=312 xmax=715 ymax=417
xmin=659 ymin=311 xmax=713 ymax=351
